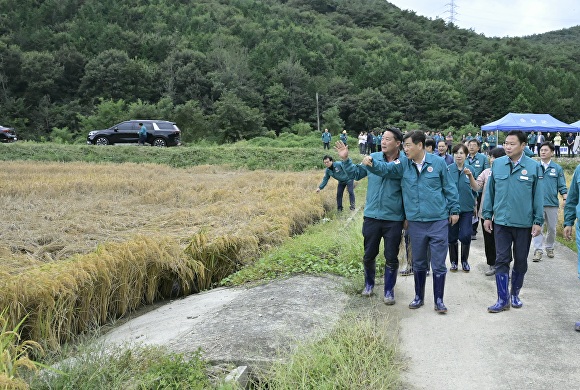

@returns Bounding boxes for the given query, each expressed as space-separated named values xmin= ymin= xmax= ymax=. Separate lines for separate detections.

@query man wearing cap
xmin=338 ymin=127 xmax=405 ymax=305
xmin=483 ymin=130 xmax=543 ymax=313
xmin=351 ymin=130 xmax=460 ymax=314
xmin=340 ymin=130 xmax=348 ymax=146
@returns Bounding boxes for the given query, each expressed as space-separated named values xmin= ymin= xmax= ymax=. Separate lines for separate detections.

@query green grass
xmin=0 ymin=141 xmax=364 ymax=171
xmin=222 ymin=188 xmax=370 ymax=287
xmin=256 ymin=312 xmax=401 ymax=389
xmin=27 ymin=343 xmax=236 ymax=390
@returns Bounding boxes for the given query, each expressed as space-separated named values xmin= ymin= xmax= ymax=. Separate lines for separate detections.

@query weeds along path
xmin=0 ymin=161 xmax=336 ymax=347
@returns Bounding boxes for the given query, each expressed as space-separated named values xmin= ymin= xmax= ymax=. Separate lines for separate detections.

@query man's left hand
xmin=531 ymin=224 xmax=541 ymax=237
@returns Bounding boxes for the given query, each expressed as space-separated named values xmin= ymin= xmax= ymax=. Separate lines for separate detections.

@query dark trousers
xmin=555 ymin=145 xmax=561 ymax=158
xmin=407 ymin=220 xmax=448 ymax=274
xmin=481 ymin=219 xmax=496 ymax=266
xmin=366 ymin=144 xmax=375 ymax=154
xmin=449 ymin=212 xmax=473 ymax=245
xmin=323 ymin=142 xmax=330 ymax=149
xmin=337 ymin=180 xmax=355 ymax=211
xmin=494 ymin=223 xmax=531 ymax=274
xmin=362 ymin=218 xmax=404 ymax=271
xmin=473 ymin=193 xmax=482 ymax=235
xmin=568 ymin=145 xmax=574 ymax=157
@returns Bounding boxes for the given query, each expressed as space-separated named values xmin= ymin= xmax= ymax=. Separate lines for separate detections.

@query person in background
xmin=316 ymin=155 xmax=355 ymax=212
xmin=447 ymin=144 xmax=476 ymax=272
xmin=567 ymin=133 xmax=575 ymax=157
xmin=483 ymin=130 xmax=543 ymax=313
xmin=475 ymin=132 xmax=483 ymax=150
xmin=366 ymin=130 xmax=375 ymax=154
xmin=375 ymin=131 xmax=382 ymax=152
xmin=527 ymin=131 xmax=537 ymax=155
xmin=466 ymin=147 xmax=506 ymax=276
xmin=361 ymin=130 xmax=460 ymax=314
xmin=138 ymin=122 xmax=147 ymax=146
xmin=436 ymin=140 xmax=454 ymax=165
xmin=486 ymin=131 xmax=497 ymax=151
xmin=553 ymin=132 xmax=562 ymax=158
xmin=322 ymin=128 xmax=332 ymax=150
xmin=340 ymin=130 xmax=348 ymax=146
xmin=425 ymin=138 xmax=436 ymax=154
xmin=339 ymin=127 xmax=405 ymax=304
xmin=563 ymin=164 xmax=580 ymax=331
xmin=465 ymin=132 xmax=474 ymax=142
xmin=358 ymin=131 xmax=367 ymax=155
xmin=446 ymin=132 xmax=454 ymax=154
xmin=466 ymin=139 xmax=490 ymax=240
xmin=532 ymin=142 xmax=567 ymax=262
xmin=536 ymin=131 xmax=545 ymax=155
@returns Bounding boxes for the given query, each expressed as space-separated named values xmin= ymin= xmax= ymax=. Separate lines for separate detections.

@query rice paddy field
xmin=0 ymin=161 xmax=335 ymax=349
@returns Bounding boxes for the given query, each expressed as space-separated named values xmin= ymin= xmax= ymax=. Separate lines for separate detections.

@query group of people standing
xmin=317 ymin=128 xmax=580 ymax=329
xmin=527 ymin=131 xmax=578 ymax=157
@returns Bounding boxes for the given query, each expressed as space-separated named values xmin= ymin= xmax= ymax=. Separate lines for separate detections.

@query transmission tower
xmin=445 ymin=0 xmax=458 ymax=25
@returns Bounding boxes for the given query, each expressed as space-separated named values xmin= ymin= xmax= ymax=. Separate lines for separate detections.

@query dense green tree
xmin=79 ymin=49 xmax=155 ymax=104
xmin=212 ymin=91 xmax=265 ymax=142
xmin=1 ymin=0 xmax=580 ymax=141
xmin=321 ymin=106 xmax=344 ymax=133
xmin=20 ymin=51 xmax=63 ymax=104
xmin=508 ymin=94 xmax=533 ymax=113
xmin=264 ymin=83 xmax=290 ymax=134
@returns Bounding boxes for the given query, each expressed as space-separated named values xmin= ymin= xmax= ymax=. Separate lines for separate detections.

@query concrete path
xmin=100 ymin=231 xmax=580 ymax=389
xmin=388 ymin=235 xmax=580 ymax=390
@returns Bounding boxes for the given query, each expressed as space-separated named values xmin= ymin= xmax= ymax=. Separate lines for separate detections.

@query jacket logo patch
xmin=427 ymin=166 xmax=433 ymax=172
xmin=522 ymin=170 xmax=528 ymax=175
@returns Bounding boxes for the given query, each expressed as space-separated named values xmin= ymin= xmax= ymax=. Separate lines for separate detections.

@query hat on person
xmin=342 ymin=130 xmax=346 ymax=133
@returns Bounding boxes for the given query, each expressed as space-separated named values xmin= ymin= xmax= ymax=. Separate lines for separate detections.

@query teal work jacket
xmin=466 ymin=152 xmax=490 ymax=178
xmin=318 ymin=161 xmax=351 ymax=189
xmin=321 ymin=132 xmax=332 ymax=143
xmin=448 ymin=163 xmax=476 ymax=213
xmin=342 ymin=152 xmax=405 ymax=221
xmin=367 ymin=151 xmax=460 ymax=222
xmin=482 ymin=155 xmax=544 ymax=227
xmin=539 ymin=160 xmax=567 ymax=207
xmin=564 ymin=165 xmax=580 ymax=227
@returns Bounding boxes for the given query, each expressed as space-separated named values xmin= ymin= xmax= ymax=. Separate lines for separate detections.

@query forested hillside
xmin=1 ymin=0 xmax=579 ymax=142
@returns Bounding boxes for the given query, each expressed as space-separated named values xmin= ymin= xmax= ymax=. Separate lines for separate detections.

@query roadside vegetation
xmin=1 ymin=140 xmax=577 ymax=388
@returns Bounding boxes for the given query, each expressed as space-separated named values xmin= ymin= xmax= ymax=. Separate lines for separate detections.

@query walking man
xmin=361 ymin=130 xmax=460 ymax=314
xmin=532 ymin=142 xmax=567 ymax=262
xmin=338 ymin=127 xmax=405 ymax=304
xmin=316 ymin=155 xmax=355 ymax=212
xmin=563 ymin=164 xmax=580 ymax=331
xmin=483 ymin=130 xmax=543 ymax=313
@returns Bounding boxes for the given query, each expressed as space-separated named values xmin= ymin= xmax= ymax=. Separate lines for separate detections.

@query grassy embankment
xmin=2 ymin=142 xmax=401 ymax=389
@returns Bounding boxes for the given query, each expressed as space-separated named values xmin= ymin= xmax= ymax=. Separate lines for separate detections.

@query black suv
xmin=0 ymin=125 xmax=17 ymax=142
xmin=87 ymin=120 xmax=181 ymax=147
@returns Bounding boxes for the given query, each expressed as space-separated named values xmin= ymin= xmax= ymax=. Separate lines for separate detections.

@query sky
xmin=387 ymin=0 xmax=580 ymax=38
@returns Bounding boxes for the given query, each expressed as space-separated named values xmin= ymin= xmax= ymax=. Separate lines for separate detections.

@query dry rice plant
xmin=0 ymin=161 xmax=335 ymax=349
xmin=0 ymin=309 xmax=43 ymax=389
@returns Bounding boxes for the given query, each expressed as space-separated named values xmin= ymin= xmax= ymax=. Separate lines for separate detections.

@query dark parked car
xmin=87 ymin=120 xmax=181 ymax=147
xmin=0 ymin=125 xmax=17 ymax=142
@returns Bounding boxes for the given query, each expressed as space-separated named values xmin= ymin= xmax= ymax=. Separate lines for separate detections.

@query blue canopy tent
xmin=570 ymin=120 xmax=580 ymax=129
xmin=481 ymin=113 xmax=578 ymax=133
